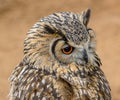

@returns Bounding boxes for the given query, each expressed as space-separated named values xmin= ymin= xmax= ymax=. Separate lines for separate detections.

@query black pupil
xmin=64 ymin=46 xmax=71 ymax=52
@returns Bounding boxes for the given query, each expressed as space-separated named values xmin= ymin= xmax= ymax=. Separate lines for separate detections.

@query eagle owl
xmin=9 ymin=9 xmax=111 ymax=100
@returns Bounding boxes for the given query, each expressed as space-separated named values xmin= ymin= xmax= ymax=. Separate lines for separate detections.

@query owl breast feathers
xmin=9 ymin=9 xmax=111 ymax=100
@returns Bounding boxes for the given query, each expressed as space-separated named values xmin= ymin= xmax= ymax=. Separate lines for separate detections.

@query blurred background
xmin=0 ymin=0 xmax=120 ymax=99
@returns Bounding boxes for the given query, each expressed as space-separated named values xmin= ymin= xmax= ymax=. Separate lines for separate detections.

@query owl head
xmin=24 ymin=9 xmax=101 ymax=70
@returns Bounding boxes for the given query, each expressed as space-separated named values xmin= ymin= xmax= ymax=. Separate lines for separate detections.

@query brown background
xmin=0 ymin=0 xmax=120 ymax=99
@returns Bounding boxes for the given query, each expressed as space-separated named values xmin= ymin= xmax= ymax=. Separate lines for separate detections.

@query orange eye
xmin=61 ymin=45 xmax=74 ymax=55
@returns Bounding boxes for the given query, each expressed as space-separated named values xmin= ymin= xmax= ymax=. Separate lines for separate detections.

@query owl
xmin=9 ymin=9 xmax=111 ymax=100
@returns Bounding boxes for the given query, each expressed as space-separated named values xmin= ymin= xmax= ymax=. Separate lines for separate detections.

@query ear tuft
xmin=80 ymin=8 xmax=91 ymax=26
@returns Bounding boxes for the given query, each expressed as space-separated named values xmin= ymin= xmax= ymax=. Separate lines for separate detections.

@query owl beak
xmin=82 ymin=49 xmax=88 ymax=64
xmin=75 ymin=49 xmax=88 ymax=66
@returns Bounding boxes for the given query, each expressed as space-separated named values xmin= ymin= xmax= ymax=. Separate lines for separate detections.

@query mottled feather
xmin=9 ymin=9 xmax=111 ymax=100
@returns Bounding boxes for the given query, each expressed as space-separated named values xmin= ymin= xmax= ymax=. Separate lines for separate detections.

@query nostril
xmin=83 ymin=49 xmax=88 ymax=63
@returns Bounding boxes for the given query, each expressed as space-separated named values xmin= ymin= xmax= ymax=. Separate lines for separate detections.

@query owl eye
xmin=61 ymin=45 xmax=74 ymax=55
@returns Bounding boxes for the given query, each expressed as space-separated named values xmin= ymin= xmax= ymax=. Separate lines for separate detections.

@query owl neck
xmin=54 ymin=64 xmax=98 ymax=84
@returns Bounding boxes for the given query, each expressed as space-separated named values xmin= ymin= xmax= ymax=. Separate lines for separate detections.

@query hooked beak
xmin=75 ymin=49 xmax=88 ymax=66
xmin=82 ymin=49 xmax=88 ymax=64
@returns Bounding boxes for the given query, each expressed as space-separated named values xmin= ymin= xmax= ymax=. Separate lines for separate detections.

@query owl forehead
xmin=41 ymin=12 xmax=89 ymax=45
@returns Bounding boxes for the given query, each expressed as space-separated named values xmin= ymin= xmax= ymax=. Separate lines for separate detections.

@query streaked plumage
xmin=9 ymin=9 xmax=111 ymax=100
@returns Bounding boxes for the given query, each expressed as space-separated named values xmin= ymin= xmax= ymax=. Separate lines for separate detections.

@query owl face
xmin=24 ymin=9 xmax=101 ymax=69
